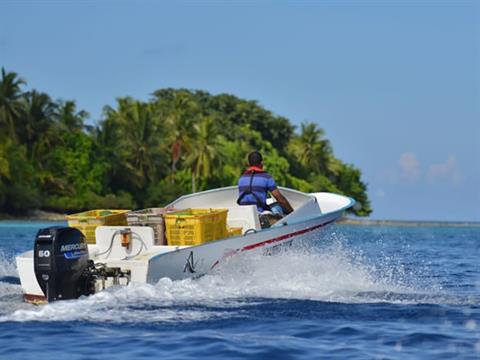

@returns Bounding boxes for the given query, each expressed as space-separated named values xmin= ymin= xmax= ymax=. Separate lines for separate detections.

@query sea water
xmin=0 ymin=221 xmax=478 ymax=359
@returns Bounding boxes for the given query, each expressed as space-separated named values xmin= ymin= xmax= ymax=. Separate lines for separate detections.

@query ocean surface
xmin=0 ymin=221 xmax=479 ymax=359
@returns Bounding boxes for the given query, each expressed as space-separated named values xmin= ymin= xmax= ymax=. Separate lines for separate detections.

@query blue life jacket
xmin=237 ymin=167 xmax=277 ymax=212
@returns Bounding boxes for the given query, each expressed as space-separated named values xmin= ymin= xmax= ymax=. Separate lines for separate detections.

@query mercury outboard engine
xmin=34 ymin=226 xmax=94 ymax=302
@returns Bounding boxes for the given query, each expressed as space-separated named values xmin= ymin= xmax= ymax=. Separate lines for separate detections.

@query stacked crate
xmin=66 ymin=210 xmax=130 ymax=244
xmin=164 ymin=209 xmax=228 ymax=246
xmin=126 ymin=208 xmax=170 ymax=245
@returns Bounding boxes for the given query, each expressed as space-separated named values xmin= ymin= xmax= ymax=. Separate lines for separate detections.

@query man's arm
xmin=271 ymin=189 xmax=294 ymax=215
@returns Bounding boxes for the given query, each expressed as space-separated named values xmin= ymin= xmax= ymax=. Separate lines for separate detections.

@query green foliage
xmin=309 ymin=174 xmax=341 ymax=194
xmin=0 ymin=67 xmax=25 ymax=141
xmin=42 ymin=131 xmax=108 ymax=211
xmin=144 ymin=178 xmax=189 ymax=208
xmin=285 ymin=175 xmax=314 ymax=193
xmin=1 ymin=142 xmax=41 ymax=213
xmin=0 ymin=68 xmax=372 ymax=216
xmin=262 ymin=147 xmax=290 ymax=186
xmin=334 ymin=163 xmax=372 ymax=216
xmin=47 ymin=191 xmax=135 ymax=213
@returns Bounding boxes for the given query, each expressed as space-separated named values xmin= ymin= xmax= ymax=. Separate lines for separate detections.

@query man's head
xmin=248 ymin=151 xmax=263 ymax=167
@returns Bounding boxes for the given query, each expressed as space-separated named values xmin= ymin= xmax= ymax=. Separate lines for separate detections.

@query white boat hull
xmin=16 ymin=188 xmax=354 ymax=302
xmin=146 ymin=208 xmax=342 ymax=282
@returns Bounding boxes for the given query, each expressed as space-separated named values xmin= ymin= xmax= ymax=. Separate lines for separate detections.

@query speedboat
xmin=16 ymin=186 xmax=354 ymax=303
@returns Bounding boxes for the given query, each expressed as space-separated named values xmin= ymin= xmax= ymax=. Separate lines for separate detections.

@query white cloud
xmin=399 ymin=152 xmax=420 ymax=182
xmin=427 ymin=155 xmax=463 ymax=184
xmin=377 ymin=153 xmax=464 ymax=189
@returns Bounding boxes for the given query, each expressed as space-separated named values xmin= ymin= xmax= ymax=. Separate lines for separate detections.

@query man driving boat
xmin=237 ymin=151 xmax=294 ymax=220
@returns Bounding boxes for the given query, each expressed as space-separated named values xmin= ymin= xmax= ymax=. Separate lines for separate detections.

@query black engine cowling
xmin=33 ymin=226 xmax=93 ymax=302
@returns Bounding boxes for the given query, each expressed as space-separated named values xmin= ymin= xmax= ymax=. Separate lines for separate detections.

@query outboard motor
xmin=34 ymin=226 xmax=93 ymax=302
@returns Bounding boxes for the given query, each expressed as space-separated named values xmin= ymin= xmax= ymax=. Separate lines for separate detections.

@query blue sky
xmin=1 ymin=0 xmax=479 ymax=221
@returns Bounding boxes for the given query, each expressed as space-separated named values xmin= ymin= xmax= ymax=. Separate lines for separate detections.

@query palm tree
xmin=185 ymin=116 xmax=223 ymax=192
xmin=55 ymin=100 xmax=89 ymax=133
xmin=18 ymin=90 xmax=58 ymax=161
xmin=157 ymin=90 xmax=198 ymax=181
xmin=0 ymin=68 xmax=25 ymax=141
xmin=0 ymin=138 xmax=11 ymax=181
xmin=105 ymin=98 xmax=169 ymax=193
xmin=292 ymin=122 xmax=334 ymax=175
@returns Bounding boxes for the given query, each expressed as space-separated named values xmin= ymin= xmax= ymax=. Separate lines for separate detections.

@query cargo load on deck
xmin=164 ymin=208 xmax=228 ymax=246
xmin=126 ymin=208 xmax=175 ymax=245
xmin=67 ymin=209 xmax=130 ymax=244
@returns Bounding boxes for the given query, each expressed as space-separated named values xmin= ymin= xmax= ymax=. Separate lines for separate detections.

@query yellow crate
xmin=164 ymin=208 xmax=228 ymax=246
xmin=227 ymin=227 xmax=243 ymax=237
xmin=66 ymin=209 xmax=130 ymax=244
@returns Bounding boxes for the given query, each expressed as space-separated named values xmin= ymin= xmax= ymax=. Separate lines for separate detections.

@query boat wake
xmin=0 ymin=252 xmax=31 ymax=316
xmin=0 ymin=235 xmax=472 ymax=323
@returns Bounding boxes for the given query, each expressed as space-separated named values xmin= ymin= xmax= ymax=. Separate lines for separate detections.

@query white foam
xmin=2 ymin=234 xmax=468 ymax=323
xmin=0 ymin=252 xmax=31 ymax=316
xmin=0 ymin=252 xmax=17 ymax=278
xmin=197 ymin=239 xmax=416 ymax=303
xmin=1 ymin=238 xmax=419 ymax=323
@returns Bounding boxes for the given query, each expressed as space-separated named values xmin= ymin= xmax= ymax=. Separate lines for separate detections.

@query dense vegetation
xmin=0 ymin=68 xmax=371 ymax=216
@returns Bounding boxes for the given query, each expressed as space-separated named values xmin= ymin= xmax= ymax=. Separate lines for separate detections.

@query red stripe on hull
xmin=241 ymin=219 xmax=335 ymax=251
xmin=210 ymin=218 xmax=336 ymax=270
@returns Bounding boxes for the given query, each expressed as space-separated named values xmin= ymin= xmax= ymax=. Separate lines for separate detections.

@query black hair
xmin=248 ymin=151 xmax=263 ymax=166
